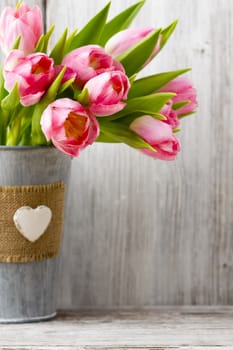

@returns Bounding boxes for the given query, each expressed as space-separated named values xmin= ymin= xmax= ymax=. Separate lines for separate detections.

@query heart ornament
xmin=13 ymin=206 xmax=52 ymax=243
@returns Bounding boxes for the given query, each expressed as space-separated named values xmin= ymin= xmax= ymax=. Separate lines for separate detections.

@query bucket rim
xmin=0 ymin=145 xmax=55 ymax=151
xmin=0 ymin=311 xmax=57 ymax=324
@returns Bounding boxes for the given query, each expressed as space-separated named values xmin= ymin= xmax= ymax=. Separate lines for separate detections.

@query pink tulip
xmin=159 ymin=77 xmax=198 ymax=116
xmin=160 ymin=102 xmax=180 ymax=129
xmin=41 ymin=98 xmax=99 ymax=157
xmin=0 ymin=2 xmax=43 ymax=55
xmin=84 ymin=71 xmax=130 ymax=116
xmin=3 ymin=50 xmax=55 ymax=106
xmin=105 ymin=28 xmax=161 ymax=61
xmin=130 ymin=115 xmax=181 ymax=161
xmin=62 ymin=45 xmax=125 ymax=89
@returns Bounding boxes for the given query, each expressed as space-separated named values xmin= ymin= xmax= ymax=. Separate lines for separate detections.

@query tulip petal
xmin=90 ymin=102 xmax=126 ymax=116
xmin=105 ymin=27 xmax=154 ymax=57
xmin=21 ymin=91 xmax=44 ymax=106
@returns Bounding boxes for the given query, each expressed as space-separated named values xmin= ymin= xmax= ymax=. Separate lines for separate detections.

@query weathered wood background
xmin=0 ymin=0 xmax=232 ymax=308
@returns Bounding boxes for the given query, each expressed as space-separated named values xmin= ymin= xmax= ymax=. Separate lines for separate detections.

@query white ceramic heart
xmin=13 ymin=206 xmax=52 ymax=243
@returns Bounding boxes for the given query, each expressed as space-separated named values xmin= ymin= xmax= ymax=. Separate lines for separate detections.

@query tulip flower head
xmin=0 ymin=2 xmax=43 ymax=55
xmin=3 ymin=50 xmax=55 ymax=106
xmin=62 ymin=45 xmax=125 ymax=89
xmin=130 ymin=116 xmax=181 ymax=160
xmin=160 ymin=102 xmax=180 ymax=130
xmin=41 ymin=98 xmax=99 ymax=156
xmin=84 ymin=70 xmax=130 ymax=116
xmin=159 ymin=77 xmax=198 ymax=117
xmin=105 ymin=27 xmax=161 ymax=65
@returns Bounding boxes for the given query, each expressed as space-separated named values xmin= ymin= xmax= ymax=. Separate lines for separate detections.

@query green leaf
xmin=0 ymin=68 xmax=7 ymax=102
xmin=106 ymin=93 xmax=175 ymax=121
xmin=128 ymin=69 xmax=191 ymax=98
xmin=178 ymin=111 xmax=195 ymax=119
xmin=35 ymin=25 xmax=55 ymax=53
xmin=152 ymin=113 xmax=167 ymax=121
xmin=159 ymin=20 xmax=178 ymax=51
xmin=42 ymin=66 xmax=66 ymax=105
xmin=173 ymin=128 xmax=181 ymax=133
xmin=31 ymin=112 xmax=47 ymax=145
xmin=129 ymin=74 xmax=137 ymax=85
xmin=1 ymin=83 xmax=20 ymax=111
xmin=11 ymin=35 xmax=21 ymax=50
xmin=112 ymin=111 xmax=166 ymax=128
xmin=173 ymin=100 xmax=190 ymax=110
xmin=16 ymin=1 xmax=22 ymax=10
xmin=96 ymin=131 xmax=120 ymax=143
xmin=35 ymin=35 xmax=45 ymax=52
xmin=43 ymin=25 xmax=55 ymax=53
xmin=117 ymin=29 xmax=161 ymax=76
xmin=64 ymin=29 xmax=78 ymax=55
xmin=108 ymin=112 xmax=142 ymax=125
xmin=68 ymin=2 xmax=111 ymax=51
xmin=99 ymin=120 xmax=156 ymax=152
xmin=99 ymin=0 xmax=145 ymax=45
xmin=58 ymin=77 xmax=75 ymax=94
xmin=50 ymin=28 xmax=68 ymax=64
xmin=77 ymin=88 xmax=89 ymax=106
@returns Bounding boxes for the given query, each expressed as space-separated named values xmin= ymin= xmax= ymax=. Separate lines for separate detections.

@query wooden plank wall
xmin=0 ymin=0 xmax=233 ymax=308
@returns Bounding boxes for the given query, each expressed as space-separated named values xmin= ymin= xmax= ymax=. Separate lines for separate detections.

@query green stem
xmin=6 ymin=116 xmax=21 ymax=145
xmin=21 ymin=125 xmax=32 ymax=145
xmin=6 ymin=108 xmax=25 ymax=146
xmin=0 ymin=111 xmax=8 ymax=145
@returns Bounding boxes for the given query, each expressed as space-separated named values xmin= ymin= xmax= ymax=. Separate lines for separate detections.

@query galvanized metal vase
xmin=0 ymin=146 xmax=71 ymax=323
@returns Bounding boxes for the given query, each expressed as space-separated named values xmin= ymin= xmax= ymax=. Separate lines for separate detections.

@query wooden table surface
xmin=0 ymin=307 xmax=233 ymax=349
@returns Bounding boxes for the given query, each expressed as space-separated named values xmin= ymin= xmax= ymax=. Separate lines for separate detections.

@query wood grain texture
xmin=0 ymin=308 xmax=233 ymax=348
xmin=1 ymin=0 xmax=232 ymax=309
xmin=45 ymin=0 xmax=233 ymax=308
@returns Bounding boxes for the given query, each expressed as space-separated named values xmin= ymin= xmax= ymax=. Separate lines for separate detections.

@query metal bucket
xmin=0 ymin=146 xmax=71 ymax=323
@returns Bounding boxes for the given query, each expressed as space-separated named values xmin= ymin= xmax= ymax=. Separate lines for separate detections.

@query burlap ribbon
xmin=0 ymin=182 xmax=65 ymax=263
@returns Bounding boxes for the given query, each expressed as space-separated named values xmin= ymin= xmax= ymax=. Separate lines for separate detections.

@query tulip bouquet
xmin=0 ymin=1 xmax=197 ymax=160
